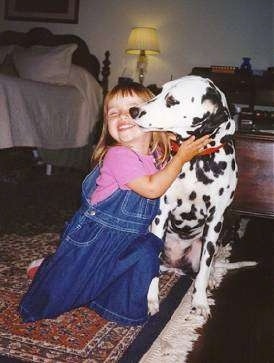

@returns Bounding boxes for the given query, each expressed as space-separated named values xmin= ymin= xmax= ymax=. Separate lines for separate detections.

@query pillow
xmin=13 ymin=44 xmax=77 ymax=85
xmin=0 ymin=54 xmax=19 ymax=77
xmin=0 ymin=45 xmax=14 ymax=64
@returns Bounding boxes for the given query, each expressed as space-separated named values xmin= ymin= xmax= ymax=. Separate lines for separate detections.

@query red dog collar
xmin=170 ymin=139 xmax=224 ymax=156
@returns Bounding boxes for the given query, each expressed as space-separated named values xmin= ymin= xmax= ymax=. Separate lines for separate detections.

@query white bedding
xmin=0 ymin=65 xmax=102 ymax=149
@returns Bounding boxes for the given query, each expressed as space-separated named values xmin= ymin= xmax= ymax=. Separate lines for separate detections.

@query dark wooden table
xmin=230 ymin=131 xmax=274 ymax=219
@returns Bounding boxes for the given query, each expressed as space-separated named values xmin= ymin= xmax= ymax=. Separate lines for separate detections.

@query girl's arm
xmin=127 ymin=135 xmax=211 ymax=198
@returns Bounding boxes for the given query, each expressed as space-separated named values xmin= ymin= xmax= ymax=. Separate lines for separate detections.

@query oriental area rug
xmin=0 ymin=232 xmax=184 ymax=363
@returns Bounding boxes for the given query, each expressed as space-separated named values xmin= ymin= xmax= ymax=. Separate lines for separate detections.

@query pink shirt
xmin=91 ymin=146 xmax=158 ymax=204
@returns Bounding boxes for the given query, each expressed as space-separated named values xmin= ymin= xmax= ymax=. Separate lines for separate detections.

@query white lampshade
xmin=126 ymin=27 xmax=160 ymax=55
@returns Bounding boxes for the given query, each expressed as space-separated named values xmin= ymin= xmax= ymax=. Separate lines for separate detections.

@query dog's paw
xmin=147 ymin=277 xmax=159 ymax=316
xmin=191 ymin=294 xmax=210 ymax=319
xmin=148 ymin=297 xmax=160 ymax=316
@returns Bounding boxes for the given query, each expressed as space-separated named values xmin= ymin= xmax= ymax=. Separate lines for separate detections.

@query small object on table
xmin=211 ymin=65 xmax=238 ymax=74
xmin=240 ymin=57 xmax=252 ymax=74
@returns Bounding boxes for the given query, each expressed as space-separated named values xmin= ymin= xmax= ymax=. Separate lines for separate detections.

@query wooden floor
xmin=0 ymin=149 xmax=273 ymax=363
xmin=187 ymin=217 xmax=274 ymax=363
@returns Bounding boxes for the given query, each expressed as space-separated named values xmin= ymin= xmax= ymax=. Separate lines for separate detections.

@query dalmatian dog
xmin=130 ymin=76 xmax=238 ymax=318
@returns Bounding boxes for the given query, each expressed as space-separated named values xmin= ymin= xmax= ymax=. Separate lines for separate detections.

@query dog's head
xmin=130 ymin=76 xmax=235 ymax=139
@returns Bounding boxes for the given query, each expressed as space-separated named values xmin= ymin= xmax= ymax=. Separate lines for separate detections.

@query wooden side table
xmin=230 ymin=131 xmax=274 ymax=219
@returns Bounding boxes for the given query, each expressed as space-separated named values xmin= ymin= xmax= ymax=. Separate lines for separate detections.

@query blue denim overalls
xmin=19 ymin=166 xmax=163 ymax=326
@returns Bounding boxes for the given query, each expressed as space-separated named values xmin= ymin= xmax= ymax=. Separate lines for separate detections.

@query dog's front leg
xmin=147 ymin=199 xmax=173 ymax=316
xmin=147 ymin=276 xmax=159 ymax=316
xmin=151 ymin=197 xmax=172 ymax=239
xmin=192 ymin=218 xmax=223 ymax=318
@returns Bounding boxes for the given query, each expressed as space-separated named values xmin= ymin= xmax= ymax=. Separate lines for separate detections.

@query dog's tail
xmin=215 ymin=260 xmax=258 ymax=270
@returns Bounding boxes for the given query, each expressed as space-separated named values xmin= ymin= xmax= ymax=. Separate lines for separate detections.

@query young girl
xmin=19 ymin=82 xmax=211 ymax=326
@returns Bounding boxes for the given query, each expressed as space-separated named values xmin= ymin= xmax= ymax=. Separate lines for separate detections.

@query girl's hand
xmin=177 ymin=135 xmax=212 ymax=163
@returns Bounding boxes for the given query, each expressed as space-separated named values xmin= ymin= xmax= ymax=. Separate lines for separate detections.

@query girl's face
xmin=106 ymin=93 xmax=151 ymax=152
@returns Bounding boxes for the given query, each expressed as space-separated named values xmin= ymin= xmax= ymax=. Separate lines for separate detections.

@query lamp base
xmin=137 ymin=50 xmax=146 ymax=84
xmin=139 ymin=73 xmax=144 ymax=84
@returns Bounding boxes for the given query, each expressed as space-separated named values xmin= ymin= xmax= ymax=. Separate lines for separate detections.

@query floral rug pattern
xmin=0 ymin=232 xmax=181 ymax=362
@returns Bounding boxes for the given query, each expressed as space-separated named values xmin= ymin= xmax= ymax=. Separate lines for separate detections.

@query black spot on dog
xmin=206 ymin=255 xmax=213 ymax=266
xmin=139 ymin=110 xmax=147 ymax=118
xmin=174 ymin=218 xmax=183 ymax=225
xmin=191 ymin=97 xmax=195 ymax=102
xmin=165 ymin=94 xmax=180 ymax=108
xmin=209 ymin=140 xmax=216 ymax=146
xmin=181 ymin=225 xmax=193 ymax=233
xmin=192 ymin=218 xmax=206 ymax=230
xmin=195 ymin=163 xmax=214 ymax=184
xmin=192 ymin=112 xmax=210 ymax=126
xmin=221 ymin=138 xmax=234 ymax=155
xmin=214 ymin=221 xmax=222 ymax=233
xmin=200 ymin=155 xmax=227 ymax=178
xmin=189 ymin=191 xmax=196 ymax=200
xmin=168 ymin=216 xmax=200 ymax=240
xmin=207 ymin=241 xmax=215 ymax=257
xmin=200 ymin=208 xmax=206 ymax=217
xmin=209 ymin=206 xmax=216 ymax=214
xmin=190 ymin=161 xmax=213 ymax=185
xmin=219 ymin=187 xmax=224 ymax=195
xmin=154 ymin=217 xmax=160 ymax=225
xmin=206 ymin=241 xmax=215 ymax=266
xmin=203 ymin=223 xmax=209 ymax=238
xmin=203 ymin=195 xmax=210 ymax=202
xmin=164 ymin=195 xmax=168 ymax=204
xmin=230 ymin=191 xmax=235 ymax=199
xmin=157 ymin=209 xmax=162 ymax=215
xmin=231 ymin=158 xmax=236 ymax=170
xmin=226 ymin=121 xmax=231 ymax=130
xmin=203 ymin=195 xmax=211 ymax=209
xmin=177 ymin=198 xmax=182 ymax=206
xmin=221 ymin=135 xmax=234 ymax=143
xmin=207 ymin=206 xmax=216 ymax=222
xmin=179 ymin=172 xmax=185 ymax=179
xmin=180 ymin=204 xmax=198 ymax=221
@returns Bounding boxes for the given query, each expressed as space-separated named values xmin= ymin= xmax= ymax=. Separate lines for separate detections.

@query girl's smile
xmin=117 ymin=121 xmax=136 ymax=132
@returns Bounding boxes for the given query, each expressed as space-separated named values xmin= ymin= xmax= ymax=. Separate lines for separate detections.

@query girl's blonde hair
xmin=91 ymin=82 xmax=171 ymax=167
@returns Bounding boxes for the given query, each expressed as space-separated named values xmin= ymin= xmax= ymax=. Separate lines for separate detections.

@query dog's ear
xmin=192 ymin=87 xmax=229 ymax=137
xmin=201 ymin=86 xmax=223 ymax=107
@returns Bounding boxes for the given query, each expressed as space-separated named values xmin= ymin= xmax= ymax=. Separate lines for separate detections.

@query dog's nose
xmin=129 ymin=106 xmax=140 ymax=119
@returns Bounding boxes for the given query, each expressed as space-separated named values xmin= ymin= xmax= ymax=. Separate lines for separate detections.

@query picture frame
xmin=4 ymin=0 xmax=80 ymax=24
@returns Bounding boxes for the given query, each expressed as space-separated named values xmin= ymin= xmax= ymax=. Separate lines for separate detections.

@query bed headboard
xmin=0 ymin=27 xmax=110 ymax=95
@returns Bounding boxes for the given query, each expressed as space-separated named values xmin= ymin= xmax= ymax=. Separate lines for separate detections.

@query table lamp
xmin=126 ymin=27 xmax=160 ymax=84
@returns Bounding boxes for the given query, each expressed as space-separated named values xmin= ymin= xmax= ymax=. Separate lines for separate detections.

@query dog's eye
xmin=165 ymin=94 xmax=180 ymax=108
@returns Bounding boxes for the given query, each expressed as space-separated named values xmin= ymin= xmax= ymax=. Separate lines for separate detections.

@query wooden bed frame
xmin=0 ymin=27 xmax=110 ymax=96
